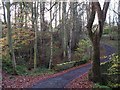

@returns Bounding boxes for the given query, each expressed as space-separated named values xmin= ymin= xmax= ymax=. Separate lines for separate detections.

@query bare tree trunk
xmin=40 ymin=2 xmax=45 ymax=67
xmin=19 ymin=2 xmax=24 ymax=29
xmin=67 ymin=2 xmax=74 ymax=62
xmin=14 ymin=3 xmax=17 ymax=28
xmin=34 ymin=2 xmax=38 ymax=69
xmin=92 ymin=36 xmax=101 ymax=82
xmin=31 ymin=2 xmax=34 ymax=29
xmin=49 ymin=1 xmax=53 ymax=69
xmin=2 ymin=2 xmax=7 ymax=24
xmin=6 ymin=1 xmax=17 ymax=74
xmin=62 ymin=2 xmax=67 ymax=59
xmin=54 ymin=1 xmax=58 ymax=28
xmin=25 ymin=4 xmax=27 ymax=28
xmin=118 ymin=0 xmax=120 ymax=56
xmin=67 ymin=24 xmax=72 ymax=61
xmin=59 ymin=2 xmax=61 ymax=24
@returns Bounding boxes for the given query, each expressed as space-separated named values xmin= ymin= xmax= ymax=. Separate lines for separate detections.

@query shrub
xmin=107 ymin=53 xmax=119 ymax=88
xmin=74 ymin=39 xmax=91 ymax=62
xmin=81 ymin=55 xmax=90 ymax=62
xmin=100 ymin=53 xmax=120 ymax=88
xmin=74 ymin=60 xmax=87 ymax=66
xmin=2 ymin=56 xmax=14 ymax=74
xmin=54 ymin=61 xmax=76 ymax=71
xmin=54 ymin=60 xmax=87 ymax=71
xmin=103 ymin=28 xmax=110 ymax=34
xmin=28 ymin=67 xmax=55 ymax=76
xmin=93 ymin=83 xmax=111 ymax=89
xmin=108 ymin=53 xmax=119 ymax=75
xmin=16 ymin=65 xmax=28 ymax=75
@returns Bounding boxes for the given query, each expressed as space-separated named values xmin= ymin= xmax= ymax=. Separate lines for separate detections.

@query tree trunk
xmin=59 ymin=2 xmax=61 ymax=24
xmin=92 ymin=37 xmax=101 ymax=82
xmin=31 ymin=2 xmax=34 ymax=29
xmin=6 ymin=1 xmax=17 ymax=74
xmin=14 ymin=3 xmax=17 ymax=28
xmin=87 ymin=1 xmax=110 ymax=83
xmin=40 ymin=2 xmax=45 ymax=67
xmin=25 ymin=5 xmax=27 ymax=28
xmin=62 ymin=2 xmax=67 ymax=59
xmin=2 ymin=2 xmax=7 ymax=24
xmin=49 ymin=1 xmax=53 ymax=69
xmin=19 ymin=2 xmax=24 ymax=29
xmin=34 ymin=2 xmax=38 ymax=69
xmin=54 ymin=1 xmax=58 ymax=28
xmin=118 ymin=0 xmax=120 ymax=56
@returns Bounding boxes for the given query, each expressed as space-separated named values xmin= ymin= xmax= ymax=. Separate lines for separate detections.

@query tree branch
xmin=103 ymin=0 xmax=110 ymax=22
xmin=87 ymin=2 xmax=96 ymax=41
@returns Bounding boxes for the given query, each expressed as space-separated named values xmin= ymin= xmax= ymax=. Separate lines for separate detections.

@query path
xmin=31 ymin=44 xmax=116 ymax=88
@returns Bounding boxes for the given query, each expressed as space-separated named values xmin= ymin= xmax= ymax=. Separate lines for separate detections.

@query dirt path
xmin=31 ymin=44 xmax=116 ymax=88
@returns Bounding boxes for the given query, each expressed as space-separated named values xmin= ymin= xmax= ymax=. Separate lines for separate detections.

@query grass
xmin=27 ymin=68 xmax=56 ymax=76
xmin=101 ymin=35 xmax=118 ymax=50
xmin=2 ymin=61 xmax=56 ymax=76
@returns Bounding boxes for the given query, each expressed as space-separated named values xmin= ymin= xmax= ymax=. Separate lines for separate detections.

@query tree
xmin=87 ymin=0 xmax=110 ymax=83
xmin=59 ymin=2 xmax=61 ymax=24
xmin=54 ymin=1 xmax=58 ymax=28
xmin=49 ymin=1 xmax=53 ymax=69
xmin=118 ymin=0 xmax=120 ymax=57
xmin=40 ymin=2 xmax=46 ymax=67
xmin=67 ymin=2 xmax=74 ymax=61
xmin=2 ymin=2 xmax=7 ymax=24
xmin=31 ymin=2 xmax=34 ymax=29
xmin=14 ymin=2 xmax=17 ymax=28
xmin=6 ymin=1 xmax=17 ymax=74
xmin=19 ymin=2 xmax=24 ymax=28
xmin=62 ymin=2 xmax=67 ymax=59
xmin=33 ymin=2 xmax=38 ymax=69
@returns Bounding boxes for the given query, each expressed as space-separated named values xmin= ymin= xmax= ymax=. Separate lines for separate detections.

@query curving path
xmin=31 ymin=44 xmax=116 ymax=88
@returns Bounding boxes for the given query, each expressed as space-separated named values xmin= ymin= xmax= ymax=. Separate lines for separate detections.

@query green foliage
xmin=103 ymin=27 xmax=110 ymax=34
xmin=54 ymin=60 xmax=87 ymax=71
xmin=2 ymin=56 xmax=13 ymax=74
xmin=74 ymin=39 xmax=91 ymax=61
xmin=81 ymin=55 xmax=90 ymax=62
xmin=107 ymin=53 xmax=119 ymax=88
xmin=54 ymin=61 xmax=75 ymax=71
xmin=108 ymin=53 xmax=119 ymax=75
xmin=2 ymin=55 xmax=55 ymax=76
xmin=74 ymin=60 xmax=87 ymax=66
xmin=100 ymin=62 xmax=110 ymax=73
xmin=2 ymin=55 xmax=28 ymax=75
xmin=16 ymin=65 xmax=28 ymax=75
xmin=93 ymin=83 xmax=111 ymax=89
xmin=28 ymin=68 xmax=55 ymax=76
xmin=100 ymin=53 xmax=120 ymax=88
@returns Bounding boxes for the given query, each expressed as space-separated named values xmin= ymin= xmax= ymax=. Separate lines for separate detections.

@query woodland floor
xmin=2 ymin=62 xmax=92 ymax=88
xmin=2 ymin=44 xmax=116 ymax=88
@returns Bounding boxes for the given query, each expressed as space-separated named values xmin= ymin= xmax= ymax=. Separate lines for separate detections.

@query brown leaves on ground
xmin=65 ymin=72 xmax=93 ymax=89
xmin=2 ymin=71 xmax=50 ymax=88
xmin=2 ymin=62 xmax=92 ymax=88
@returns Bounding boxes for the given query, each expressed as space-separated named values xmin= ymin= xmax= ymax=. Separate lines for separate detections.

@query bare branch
xmin=103 ymin=0 xmax=110 ymax=22
xmin=46 ymin=2 xmax=58 ymax=11
xmin=87 ymin=2 xmax=96 ymax=41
